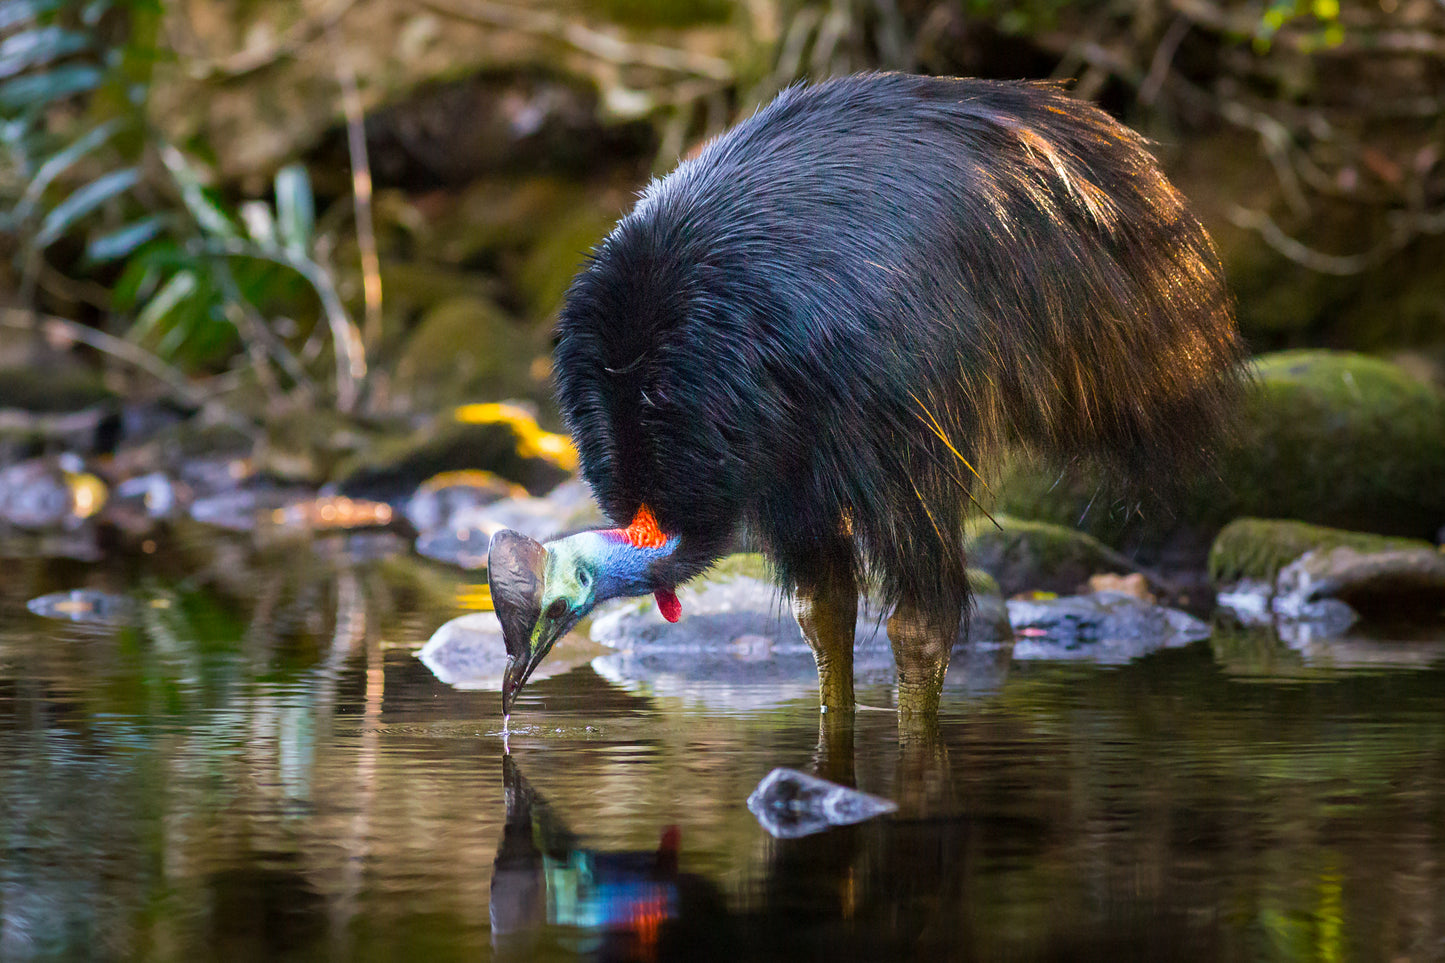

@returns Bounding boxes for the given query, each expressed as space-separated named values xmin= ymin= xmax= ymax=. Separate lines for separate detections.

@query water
xmin=2 ymin=527 xmax=1444 ymax=961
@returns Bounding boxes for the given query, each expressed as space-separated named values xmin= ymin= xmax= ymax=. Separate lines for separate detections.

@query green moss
xmin=706 ymin=552 xmax=772 ymax=582
xmin=967 ymin=568 xmax=1003 ymax=598
xmin=392 ymin=295 xmax=547 ymax=411
xmin=994 ymin=350 xmax=1445 ymax=555
xmin=1207 ymin=517 xmax=1435 ymax=585
xmin=965 ymin=513 xmax=1138 ymax=596
xmin=516 ymin=204 xmax=619 ymax=321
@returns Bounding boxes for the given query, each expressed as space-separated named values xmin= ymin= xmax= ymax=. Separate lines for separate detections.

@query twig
xmin=1228 ymin=206 xmax=1409 ymax=275
xmin=1139 ymin=15 xmax=1191 ymax=106
xmin=328 ymin=28 xmax=383 ymax=353
xmin=1 ymin=306 xmax=202 ymax=404
xmin=192 ymin=239 xmax=366 ymax=412
xmin=416 ymin=0 xmax=734 ymax=81
xmin=210 ymin=260 xmax=319 ymax=400
xmin=186 ymin=0 xmax=360 ymax=80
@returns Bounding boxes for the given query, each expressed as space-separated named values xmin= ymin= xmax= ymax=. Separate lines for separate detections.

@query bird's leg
xmin=888 ymin=596 xmax=961 ymax=725
xmin=793 ymin=569 xmax=858 ymax=715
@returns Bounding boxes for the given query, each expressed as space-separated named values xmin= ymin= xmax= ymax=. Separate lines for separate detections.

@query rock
xmin=965 ymin=514 xmax=1149 ymax=597
xmin=27 ymin=589 xmax=134 ymax=624
xmin=417 ymin=612 xmax=607 ymax=690
xmin=1275 ymin=546 xmax=1445 ymax=625
xmin=0 ymin=458 xmax=107 ymax=529
xmin=1212 ymin=519 xmax=1445 ymax=633
xmin=993 ymin=350 xmax=1445 ymax=554
xmin=746 ymin=768 xmax=897 ymax=839
xmin=391 ymin=296 xmax=548 ymax=411
xmin=585 ymin=553 xmax=1013 ymax=704
xmin=404 ymin=470 xmax=526 ymax=533
xmin=332 ymin=403 xmax=575 ymax=503
xmin=1086 ymin=572 xmax=1154 ymax=601
xmin=413 ymin=478 xmax=605 ymax=568
xmin=1006 ymin=592 xmax=1211 ymax=662
xmin=1208 ymin=517 xmax=1433 ymax=586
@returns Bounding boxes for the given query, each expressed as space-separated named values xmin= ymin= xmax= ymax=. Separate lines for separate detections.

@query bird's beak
xmin=488 ymin=529 xmax=550 ymax=715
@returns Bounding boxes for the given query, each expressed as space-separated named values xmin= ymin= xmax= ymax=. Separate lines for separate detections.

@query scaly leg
xmin=793 ymin=569 xmax=858 ymax=715
xmin=888 ymin=596 xmax=962 ymax=725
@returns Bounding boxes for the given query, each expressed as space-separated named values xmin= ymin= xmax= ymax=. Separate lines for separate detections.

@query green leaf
xmin=11 ymin=119 xmax=122 ymax=225
xmin=0 ymin=26 xmax=91 ymax=79
xmin=130 ymin=269 xmax=198 ymax=343
xmin=0 ymin=64 xmax=103 ymax=111
xmin=32 ymin=165 xmax=140 ymax=248
xmin=274 ymin=164 xmax=314 ymax=256
xmin=160 ymin=144 xmax=238 ymax=239
xmin=86 ymin=214 xmax=164 ymax=263
xmin=0 ymin=0 xmax=65 ymax=32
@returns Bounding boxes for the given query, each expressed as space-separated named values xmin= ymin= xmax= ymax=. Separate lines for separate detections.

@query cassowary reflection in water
xmin=489 ymin=72 xmax=1241 ymax=725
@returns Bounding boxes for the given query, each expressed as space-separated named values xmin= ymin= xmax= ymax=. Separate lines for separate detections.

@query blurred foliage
xmin=3 ymin=0 xmax=1443 ymax=412
xmin=2 ymin=0 xmax=359 ymax=405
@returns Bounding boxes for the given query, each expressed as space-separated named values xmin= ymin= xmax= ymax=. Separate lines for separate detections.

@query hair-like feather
xmin=553 ymin=73 xmax=1242 ymax=623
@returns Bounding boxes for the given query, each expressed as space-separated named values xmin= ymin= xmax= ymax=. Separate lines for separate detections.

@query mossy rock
xmin=1208 ymin=518 xmax=1434 ymax=586
xmin=994 ymin=350 xmax=1445 ymax=554
xmin=416 ymin=176 xmax=594 ymax=267
xmin=392 ymin=295 xmax=548 ymax=410
xmin=0 ymin=365 xmax=116 ymax=413
xmin=333 ymin=402 xmax=575 ymax=502
xmin=514 ymin=202 xmax=621 ymax=320
xmin=964 ymin=514 xmax=1141 ymax=597
xmin=258 ymin=408 xmax=375 ymax=485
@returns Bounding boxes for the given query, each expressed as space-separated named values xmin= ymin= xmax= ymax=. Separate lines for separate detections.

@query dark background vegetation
xmin=4 ymin=0 xmax=1444 ymax=428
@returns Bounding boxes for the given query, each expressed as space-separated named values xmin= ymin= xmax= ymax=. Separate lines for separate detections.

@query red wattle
xmin=655 ymin=587 xmax=681 ymax=623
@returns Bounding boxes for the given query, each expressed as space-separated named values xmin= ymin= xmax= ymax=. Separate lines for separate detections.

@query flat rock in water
xmin=1007 ymin=592 xmax=1211 ymax=662
xmin=417 ymin=612 xmax=607 ymax=690
xmin=747 ymin=768 xmax=897 ymax=839
xmin=587 ymin=565 xmax=1013 ymax=704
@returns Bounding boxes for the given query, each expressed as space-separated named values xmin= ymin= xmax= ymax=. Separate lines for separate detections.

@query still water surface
xmin=2 ymin=528 xmax=1443 ymax=961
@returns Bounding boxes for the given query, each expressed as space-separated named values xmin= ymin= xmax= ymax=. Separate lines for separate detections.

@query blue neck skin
xmin=563 ymin=529 xmax=681 ymax=604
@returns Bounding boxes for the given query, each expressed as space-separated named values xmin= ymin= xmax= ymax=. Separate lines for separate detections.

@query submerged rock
xmin=585 ymin=554 xmax=1013 ymax=705
xmin=1006 ymin=592 xmax=1211 ymax=662
xmin=747 ymin=768 xmax=897 ymax=839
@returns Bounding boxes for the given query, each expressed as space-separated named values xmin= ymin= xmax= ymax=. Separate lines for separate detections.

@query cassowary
xmin=488 ymin=73 xmax=1242 ymax=724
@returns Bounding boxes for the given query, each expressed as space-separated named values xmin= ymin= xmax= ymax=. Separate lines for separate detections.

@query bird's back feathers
xmin=554 ymin=73 xmax=1241 ymax=617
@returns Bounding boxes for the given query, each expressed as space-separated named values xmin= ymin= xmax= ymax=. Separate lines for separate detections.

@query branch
xmin=416 ymin=0 xmax=735 ymax=82
xmin=329 ymin=28 xmax=384 ymax=353
xmin=192 ymin=239 xmax=366 ymax=412
xmin=0 ymin=307 xmax=202 ymax=404
xmin=186 ymin=0 xmax=361 ymax=81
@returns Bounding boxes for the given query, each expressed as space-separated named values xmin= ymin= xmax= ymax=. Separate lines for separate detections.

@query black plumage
xmin=552 ymin=72 xmax=1241 ymax=632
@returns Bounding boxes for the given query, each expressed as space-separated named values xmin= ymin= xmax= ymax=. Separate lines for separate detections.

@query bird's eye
xmin=546 ymin=598 xmax=569 ymax=621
